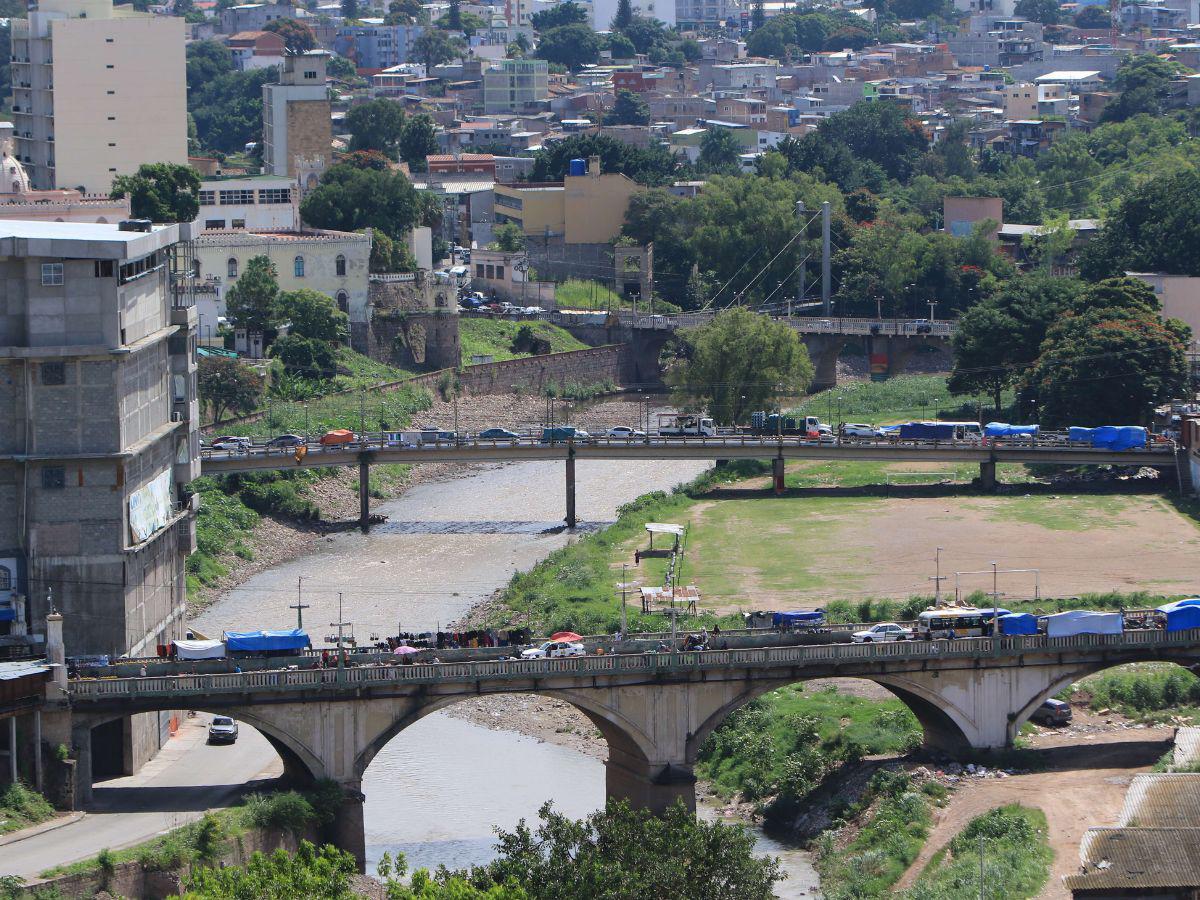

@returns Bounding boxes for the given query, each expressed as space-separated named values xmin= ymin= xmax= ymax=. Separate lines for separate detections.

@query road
xmin=2 ymin=714 xmax=281 ymax=879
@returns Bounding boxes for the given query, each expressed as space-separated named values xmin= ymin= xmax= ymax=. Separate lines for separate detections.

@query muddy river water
xmin=192 ymin=458 xmax=822 ymax=898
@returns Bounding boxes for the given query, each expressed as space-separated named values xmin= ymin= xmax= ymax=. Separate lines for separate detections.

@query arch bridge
xmin=54 ymin=628 xmax=1200 ymax=869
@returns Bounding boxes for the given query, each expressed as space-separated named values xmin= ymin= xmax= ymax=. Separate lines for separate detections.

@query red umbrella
xmin=550 ymin=631 xmax=584 ymax=643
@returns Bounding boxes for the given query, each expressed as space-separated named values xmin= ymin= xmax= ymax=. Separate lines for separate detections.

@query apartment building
xmin=590 ymin=0 xmax=675 ymax=28
xmin=334 ymin=23 xmax=426 ymax=72
xmin=676 ymin=0 xmax=739 ymax=30
xmin=482 ymin=59 xmax=550 ymax=114
xmin=0 ymin=219 xmax=200 ymax=775
xmin=262 ymin=51 xmax=333 ymax=188
xmin=9 ymin=0 xmax=187 ymax=193
xmin=196 ymin=175 xmax=299 ymax=233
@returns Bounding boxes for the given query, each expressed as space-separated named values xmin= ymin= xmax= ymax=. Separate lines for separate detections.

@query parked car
xmin=521 ymin=640 xmax=586 ymax=659
xmin=210 ymin=436 xmax=251 ymax=452
xmin=266 ymin=434 xmax=306 ymax=449
xmin=851 ymin=623 xmax=914 ymax=643
xmin=1029 ymin=698 xmax=1072 ymax=726
xmin=541 ymin=426 xmax=591 ymax=444
xmin=840 ymin=423 xmax=884 ymax=440
xmin=607 ymin=426 xmax=647 ymax=440
xmin=479 ymin=427 xmax=520 ymax=441
xmin=207 ymin=716 xmax=239 ymax=744
xmin=319 ymin=429 xmax=358 ymax=446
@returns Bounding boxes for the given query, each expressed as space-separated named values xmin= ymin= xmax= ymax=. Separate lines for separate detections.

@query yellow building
xmin=493 ymin=156 xmax=644 ymax=244
xmin=10 ymin=0 xmax=187 ymax=193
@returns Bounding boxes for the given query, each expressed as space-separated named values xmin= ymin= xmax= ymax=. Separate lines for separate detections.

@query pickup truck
xmin=850 ymin=623 xmax=915 ymax=643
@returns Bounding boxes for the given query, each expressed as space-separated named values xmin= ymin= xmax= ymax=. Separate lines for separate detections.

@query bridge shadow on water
xmin=370 ymin=520 xmax=612 ymax=535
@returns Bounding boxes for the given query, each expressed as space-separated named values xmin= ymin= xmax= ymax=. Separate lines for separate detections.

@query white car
xmin=607 ymin=426 xmax=647 ymax=440
xmin=521 ymin=640 xmax=586 ymax=659
xmin=210 ymin=436 xmax=252 ymax=453
xmin=841 ymin=423 xmax=884 ymax=440
xmin=851 ymin=623 xmax=914 ymax=643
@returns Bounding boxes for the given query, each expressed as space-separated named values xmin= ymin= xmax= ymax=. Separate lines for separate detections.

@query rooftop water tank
xmin=568 ymin=158 xmax=586 ymax=177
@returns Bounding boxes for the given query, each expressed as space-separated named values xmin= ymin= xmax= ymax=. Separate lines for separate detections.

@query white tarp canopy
xmin=645 ymin=523 xmax=685 ymax=536
xmin=173 ymin=638 xmax=226 ymax=660
xmin=1043 ymin=610 xmax=1123 ymax=637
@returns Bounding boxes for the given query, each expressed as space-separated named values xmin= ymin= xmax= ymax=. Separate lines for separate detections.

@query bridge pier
xmin=565 ymin=446 xmax=577 ymax=528
xmin=979 ymin=460 xmax=997 ymax=492
xmin=606 ymin=748 xmax=696 ymax=814
xmin=772 ymin=456 xmax=785 ymax=495
xmin=327 ymin=780 xmax=367 ymax=872
xmin=358 ymin=458 xmax=371 ymax=533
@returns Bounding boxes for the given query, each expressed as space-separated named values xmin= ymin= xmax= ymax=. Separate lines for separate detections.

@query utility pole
xmin=332 ymin=592 xmax=351 ymax=670
xmin=794 ymin=200 xmax=805 ymax=319
xmin=290 ymin=577 xmax=310 ymax=630
xmin=979 ymin=832 xmax=986 ymax=900
xmin=990 ymin=561 xmax=1001 ymax=647
xmin=929 ymin=547 xmax=947 ymax=605
xmin=821 ymin=200 xmax=831 ymax=316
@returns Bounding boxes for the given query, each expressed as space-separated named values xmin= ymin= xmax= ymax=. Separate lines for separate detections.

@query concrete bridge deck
xmin=52 ymin=627 xmax=1200 ymax=869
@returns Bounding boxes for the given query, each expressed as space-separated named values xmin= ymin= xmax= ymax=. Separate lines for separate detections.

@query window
xmin=303 ymin=69 xmax=317 ymax=79
xmin=496 ymin=265 xmax=505 ymax=280
xmin=0 ymin=565 xmax=10 ymax=591
xmin=335 ymin=254 xmax=346 ymax=277
xmin=94 ymin=260 xmax=114 ymax=278
xmin=231 ymin=218 xmax=245 ymax=229
xmin=475 ymin=263 xmax=485 ymax=278
xmin=293 ymin=255 xmax=305 ymax=277
xmin=41 ymin=361 xmax=64 ymax=385
xmin=40 ymin=262 xmax=63 ymax=285
xmin=336 ymin=290 xmax=349 ymax=313
xmin=258 ymin=188 xmax=290 ymax=204
xmin=227 ymin=258 xmax=238 ymax=279
xmin=205 ymin=219 xmax=226 ymax=230
xmin=218 ymin=189 xmax=254 ymax=205
xmin=485 ymin=264 xmax=494 ymax=278
xmin=198 ymin=190 xmax=216 ymax=205
xmin=41 ymin=466 xmax=65 ymax=489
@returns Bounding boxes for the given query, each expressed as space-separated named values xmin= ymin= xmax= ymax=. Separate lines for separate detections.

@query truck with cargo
xmin=897 ymin=421 xmax=983 ymax=443
xmin=747 ymin=413 xmax=834 ymax=440
xmin=656 ymin=414 xmax=717 ymax=437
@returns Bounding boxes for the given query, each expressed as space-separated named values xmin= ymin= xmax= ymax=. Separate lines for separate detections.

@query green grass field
xmin=331 ymin=346 xmax=421 ymax=390
xmin=793 ymin=374 xmax=1014 ymax=426
xmin=459 ymin=317 xmax=589 ymax=363
xmin=554 ymin=279 xmax=628 ymax=311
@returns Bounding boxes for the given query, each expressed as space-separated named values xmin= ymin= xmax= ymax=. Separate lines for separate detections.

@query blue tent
xmin=224 ymin=629 xmax=311 ymax=652
xmin=998 ymin=613 xmax=1038 ymax=635
xmin=1068 ymin=426 xmax=1146 ymax=450
xmin=1156 ymin=599 xmax=1200 ymax=632
xmin=773 ymin=611 xmax=825 ymax=628
xmin=985 ymin=423 xmax=1039 ymax=438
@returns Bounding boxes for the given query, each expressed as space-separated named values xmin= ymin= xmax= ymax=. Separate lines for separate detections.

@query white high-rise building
xmin=9 ymin=0 xmax=187 ymax=194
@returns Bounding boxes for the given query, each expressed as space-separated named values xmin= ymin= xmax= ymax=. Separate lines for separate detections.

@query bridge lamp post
xmin=991 ymin=561 xmax=1000 ymax=651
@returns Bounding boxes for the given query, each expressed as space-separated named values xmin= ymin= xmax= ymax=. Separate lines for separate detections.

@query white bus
xmin=916 ymin=607 xmax=1009 ymax=639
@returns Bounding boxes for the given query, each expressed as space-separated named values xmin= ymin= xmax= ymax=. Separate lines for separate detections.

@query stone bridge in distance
xmin=57 ymin=629 xmax=1200 ymax=869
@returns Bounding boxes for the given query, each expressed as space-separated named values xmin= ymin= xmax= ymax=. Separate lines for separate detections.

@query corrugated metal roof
xmin=0 ymin=660 xmax=49 ymax=681
xmin=1120 ymin=773 xmax=1200 ymax=827
xmin=1175 ymin=726 xmax=1200 ymax=767
xmin=1065 ymin=828 xmax=1200 ymax=891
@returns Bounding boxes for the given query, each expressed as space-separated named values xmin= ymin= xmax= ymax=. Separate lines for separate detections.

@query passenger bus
xmin=916 ymin=607 xmax=1009 ymax=639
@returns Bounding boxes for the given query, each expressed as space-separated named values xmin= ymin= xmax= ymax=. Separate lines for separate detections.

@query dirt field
xmin=896 ymin=714 xmax=1175 ymax=899
xmin=670 ymin=492 xmax=1200 ymax=610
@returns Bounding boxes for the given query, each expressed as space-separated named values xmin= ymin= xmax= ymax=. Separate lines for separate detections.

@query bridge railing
xmin=67 ymin=628 xmax=1200 ymax=702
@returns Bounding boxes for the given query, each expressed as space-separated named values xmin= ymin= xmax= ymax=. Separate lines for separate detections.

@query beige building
xmin=263 ymin=52 xmax=333 ymax=189
xmin=1003 ymin=82 xmax=1068 ymax=120
xmin=493 ymin=156 xmax=644 ymax=244
xmin=482 ymin=59 xmax=549 ymax=115
xmin=9 ymin=0 xmax=187 ymax=193
xmin=1128 ymin=273 xmax=1200 ymax=346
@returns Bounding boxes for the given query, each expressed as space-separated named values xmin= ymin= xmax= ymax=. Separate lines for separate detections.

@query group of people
xmin=371 ymin=628 xmax=532 ymax=652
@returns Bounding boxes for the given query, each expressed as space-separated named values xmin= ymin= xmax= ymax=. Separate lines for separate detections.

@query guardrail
xmin=68 ymin=628 xmax=1200 ymax=702
xmin=623 ymin=313 xmax=957 ymax=337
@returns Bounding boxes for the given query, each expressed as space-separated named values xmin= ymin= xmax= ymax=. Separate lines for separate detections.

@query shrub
xmin=244 ymin=791 xmax=317 ymax=833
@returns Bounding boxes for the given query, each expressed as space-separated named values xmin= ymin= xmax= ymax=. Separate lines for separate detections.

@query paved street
xmin=2 ymin=715 xmax=279 ymax=878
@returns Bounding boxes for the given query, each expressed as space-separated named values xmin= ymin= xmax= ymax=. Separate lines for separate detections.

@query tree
xmin=1022 ymin=278 xmax=1190 ymax=426
xmin=947 ymin=275 xmax=1082 ymax=412
xmin=530 ymin=0 xmax=587 ymax=30
xmin=264 ymin=18 xmax=317 ymax=52
xmin=399 ymin=113 xmax=439 ymax=171
xmin=492 ymin=222 xmax=527 ymax=252
xmin=326 ymin=55 xmax=358 ymax=80
xmin=198 ymin=357 xmax=265 ymax=424
xmin=669 ymin=308 xmax=814 ymax=425
xmin=679 ymin=38 xmax=702 ymax=61
xmin=110 ymin=163 xmax=201 ymax=223
xmin=225 ymin=256 xmax=284 ymax=334
xmin=698 ymin=128 xmax=741 ymax=175
xmin=271 ymin=334 xmax=339 ymax=380
xmin=1079 ymin=170 xmax=1200 ymax=279
xmin=345 ymin=98 xmax=407 ymax=157
xmin=342 ymin=0 xmax=358 ymax=20
xmin=1100 ymin=54 xmax=1182 ymax=123
xmin=607 ymin=31 xmax=636 ymax=59
xmin=186 ymin=51 xmax=277 ymax=154
xmin=751 ymin=0 xmax=765 ymax=29
xmin=619 ymin=16 xmax=669 ymax=55
xmin=279 ymin=289 xmax=347 ymax=343
xmin=368 ymin=230 xmax=418 ymax=273
xmin=811 ymin=100 xmax=928 ymax=182
xmin=531 ymin=133 xmax=677 ymax=185
xmin=460 ymin=801 xmax=781 ymax=900
xmin=301 ymin=164 xmax=440 ymax=240
xmin=385 ymin=0 xmax=426 ymax=23
xmin=186 ymin=40 xmax=234 ymax=91
xmin=613 ymin=0 xmax=634 ymax=29
xmin=507 ymin=32 xmax=531 ymax=57
xmin=446 ymin=0 xmax=462 ymax=29
xmin=535 ymin=23 xmax=600 ymax=69
xmin=1073 ymin=5 xmax=1110 ymax=27
xmin=185 ymin=841 xmax=356 ymax=899
xmin=412 ymin=29 xmax=466 ymax=69
xmin=605 ymin=89 xmax=650 ymax=126
xmin=1013 ymin=0 xmax=1060 ymax=23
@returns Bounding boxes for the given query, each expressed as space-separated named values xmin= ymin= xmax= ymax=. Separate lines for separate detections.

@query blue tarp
xmin=1068 ymin=426 xmax=1147 ymax=450
xmin=773 ymin=611 xmax=825 ymax=627
xmin=980 ymin=608 xmax=1012 ymax=620
xmin=998 ymin=613 xmax=1038 ymax=635
xmin=1156 ymin=599 xmax=1200 ymax=632
xmin=224 ymin=629 xmax=311 ymax=652
xmin=985 ymin=422 xmax=1040 ymax=437
xmin=899 ymin=421 xmax=955 ymax=440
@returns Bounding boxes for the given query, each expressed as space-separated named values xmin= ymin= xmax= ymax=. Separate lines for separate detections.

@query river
xmin=192 ymin=458 xmax=822 ymax=898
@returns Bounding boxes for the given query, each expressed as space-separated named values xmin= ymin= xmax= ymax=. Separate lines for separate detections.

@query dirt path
xmin=895 ymin=723 xmax=1174 ymax=898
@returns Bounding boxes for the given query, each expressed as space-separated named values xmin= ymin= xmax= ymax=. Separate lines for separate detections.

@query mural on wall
xmin=128 ymin=469 xmax=173 ymax=544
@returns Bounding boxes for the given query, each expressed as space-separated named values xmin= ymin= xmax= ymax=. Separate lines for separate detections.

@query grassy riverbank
xmin=458 ymin=318 xmax=588 ymax=362
xmin=0 ymin=782 xmax=55 ymax=836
